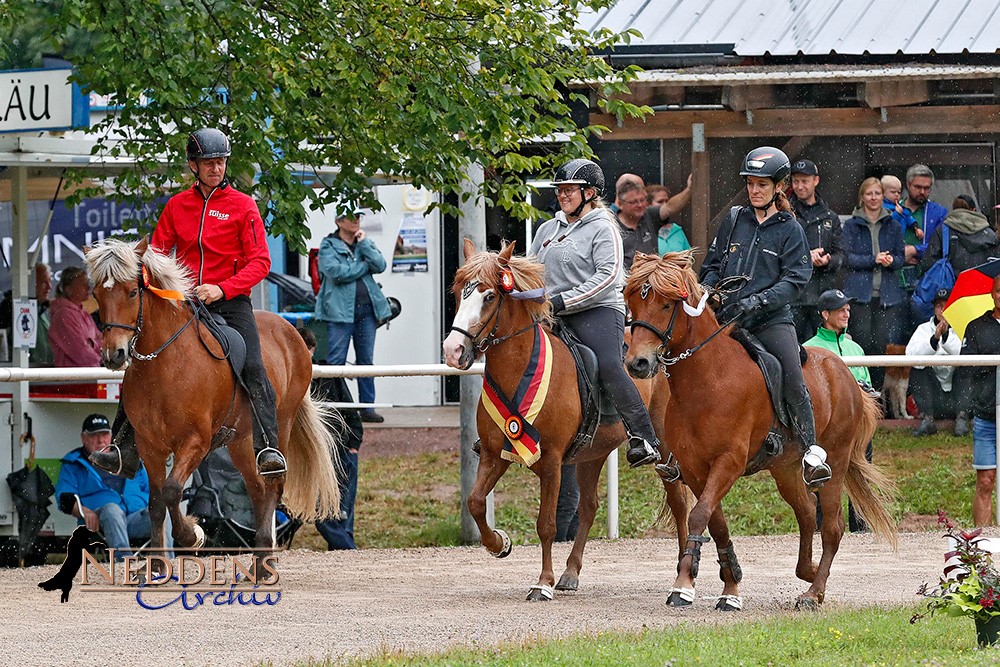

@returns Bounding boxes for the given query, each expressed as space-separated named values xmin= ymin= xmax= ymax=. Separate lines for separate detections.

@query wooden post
xmin=690 ymin=124 xmax=710 ymax=270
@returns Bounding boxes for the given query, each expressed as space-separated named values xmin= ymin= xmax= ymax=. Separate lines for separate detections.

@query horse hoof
xmin=191 ymin=523 xmax=206 ymax=550
xmin=526 ymin=585 xmax=554 ymax=602
xmin=486 ymin=529 xmax=512 ymax=559
xmin=715 ymin=595 xmax=742 ymax=612
xmin=795 ymin=596 xmax=820 ymax=611
xmin=555 ymin=574 xmax=579 ymax=591
xmin=666 ymin=587 xmax=695 ymax=607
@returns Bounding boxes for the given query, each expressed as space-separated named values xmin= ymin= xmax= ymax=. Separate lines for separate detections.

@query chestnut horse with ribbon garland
xmin=84 ymin=237 xmax=340 ymax=563
xmin=624 ymin=251 xmax=896 ymax=610
xmin=443 ymin=240 xmax=689 ymax=601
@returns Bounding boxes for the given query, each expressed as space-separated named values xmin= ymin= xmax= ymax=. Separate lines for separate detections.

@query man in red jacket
xmin=91 ymin=128 xmax=286 ymax=478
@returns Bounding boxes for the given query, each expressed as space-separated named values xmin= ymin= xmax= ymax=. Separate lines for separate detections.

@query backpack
xmin=308 ymin=248 xmax=321 ymax=295
xmin=912 ymin=226 xmax=955 ymax=321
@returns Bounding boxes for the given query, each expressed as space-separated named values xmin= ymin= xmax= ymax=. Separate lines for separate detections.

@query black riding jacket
xmin=700 ymin=206 xmax=813 ymax=332
xmin=961 ymin=311 xmax=1000 ymax=421
xmin=790 ymin=194 xmax=844 ymax=305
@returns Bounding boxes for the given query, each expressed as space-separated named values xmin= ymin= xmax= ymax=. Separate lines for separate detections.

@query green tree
xmin=5 ymin=0 xmax=648 ymax=250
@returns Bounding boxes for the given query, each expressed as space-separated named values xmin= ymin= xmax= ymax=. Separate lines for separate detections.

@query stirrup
xmin=89 ymin=444 xmax=141 ymax=480
xmin=655 ymin=453 xmax=682 ymax=483
xmin=256 ymin=447 xmax=287 ymax=476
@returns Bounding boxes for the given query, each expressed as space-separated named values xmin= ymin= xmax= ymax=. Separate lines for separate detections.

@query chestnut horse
xmin=443 ymin=240 xmax=689 ymax=601
xmin=84 ymin=237 xmax=339 ymax=561
xmin=623 ymin=251 xmax=896 ymax=610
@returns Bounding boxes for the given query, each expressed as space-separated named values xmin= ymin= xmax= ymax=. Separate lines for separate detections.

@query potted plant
xmin=912 ymin=511 xmax=1000 ymax=647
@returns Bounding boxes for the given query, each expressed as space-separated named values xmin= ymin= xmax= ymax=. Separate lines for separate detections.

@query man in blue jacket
xmin=55 ymin=414 xmax=172 ymax=559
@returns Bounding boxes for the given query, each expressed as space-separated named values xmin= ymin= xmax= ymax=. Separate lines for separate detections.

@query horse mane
xmin=624 ymin=250 xmax=704 ymax=304
xmin=453 ymin=242 xmax=551 ymax=324
xmin=85 ymin=237 xmax=195 ymax=298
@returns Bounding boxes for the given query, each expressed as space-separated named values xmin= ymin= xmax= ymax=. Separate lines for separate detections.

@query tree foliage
xmin=5 ymin=0 xmax=648 ymax=250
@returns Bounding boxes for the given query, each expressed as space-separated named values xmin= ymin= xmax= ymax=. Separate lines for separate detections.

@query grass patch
xmin=294 ymin=428 xmax=976 ymax=551
xmin=293 ymin=607 xmax=1000 ymax=666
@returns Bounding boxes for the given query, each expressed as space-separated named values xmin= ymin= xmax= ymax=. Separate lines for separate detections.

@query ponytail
xmin=774 ymin=188 xmax=793 ymax=214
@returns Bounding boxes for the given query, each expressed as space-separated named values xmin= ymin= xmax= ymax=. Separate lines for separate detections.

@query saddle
xmin=193 ymin=301 xmax=249 ymax=448
xmin=551 ymin=321 xmax=618 ymax=463
xmin=729 ymin=328 xmax=809 ymax=476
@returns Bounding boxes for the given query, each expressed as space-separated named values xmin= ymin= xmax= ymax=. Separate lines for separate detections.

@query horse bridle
xmin=99 ymin=264 xmax=197 ymax=362
xmin=629 ymin=282 xmax=737 ymax=371
xmin=449 ymin=280 xmax=538 ymax=356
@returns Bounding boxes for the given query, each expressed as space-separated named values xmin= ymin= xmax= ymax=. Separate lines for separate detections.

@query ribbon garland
xmin=480 ymin=324 xmax=552 ymax=466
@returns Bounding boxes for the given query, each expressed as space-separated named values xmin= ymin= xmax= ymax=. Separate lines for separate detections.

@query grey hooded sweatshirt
xmin=529 ymin=207 xmax=625 ymax=315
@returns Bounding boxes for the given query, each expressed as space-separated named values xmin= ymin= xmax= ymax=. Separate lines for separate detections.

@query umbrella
xmin=943 ymin=258 xmax=1000 ymax=339
xmin=5 ymin=415 xmax=55 ymax=566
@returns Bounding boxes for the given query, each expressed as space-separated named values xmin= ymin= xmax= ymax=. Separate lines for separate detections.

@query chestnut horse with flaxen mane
xmin=85 ymin=237 xmax=339 ymax=562
xmin=624 ymin=251 xmax=897 ymax=610
xmin=443 ymin=240 xmax=689 ymax=602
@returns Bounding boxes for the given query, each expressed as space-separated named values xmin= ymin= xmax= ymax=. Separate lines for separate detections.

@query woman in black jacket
xmin=700 ymin=146 xmax=831 ymax=491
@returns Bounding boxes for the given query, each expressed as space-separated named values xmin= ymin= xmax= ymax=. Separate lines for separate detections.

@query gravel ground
xmin=1 ymin=530 xmax=956 ymax=667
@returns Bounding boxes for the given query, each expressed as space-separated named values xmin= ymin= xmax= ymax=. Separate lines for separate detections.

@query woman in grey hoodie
xmin=529 ymin=159 xmax=660 ymax=468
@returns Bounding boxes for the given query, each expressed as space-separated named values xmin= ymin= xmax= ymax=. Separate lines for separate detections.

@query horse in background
xmin=443 ymin=239 xmax=689 ymax=601
xmin=624 ymin=250 xmax=896 ymax=610
xmin=85 ymin=237 xmax=339 ymax=564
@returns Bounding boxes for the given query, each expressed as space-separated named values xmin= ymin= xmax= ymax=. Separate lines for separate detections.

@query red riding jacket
xmin=152 ymin=182 xmax=271 ymax=299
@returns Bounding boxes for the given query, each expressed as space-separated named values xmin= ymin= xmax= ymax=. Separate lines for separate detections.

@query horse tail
xmin=843 ymin=389 xmax=898 ymax=550
xmin=282 ymin=390 xmax=342 ymax=522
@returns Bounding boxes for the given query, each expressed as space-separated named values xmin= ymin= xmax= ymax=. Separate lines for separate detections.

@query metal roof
xmin=629 ymin=63 xmax=1000 ymax=85
xmin=584 ymin=0 xmax=1000 ymax=56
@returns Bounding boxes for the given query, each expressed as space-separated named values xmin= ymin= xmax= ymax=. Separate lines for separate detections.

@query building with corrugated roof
xmin=578 ymin=0 xmax=1000 ymax=255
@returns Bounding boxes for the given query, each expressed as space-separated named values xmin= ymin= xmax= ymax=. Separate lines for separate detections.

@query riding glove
xmin=550 ymin=294 xmax=566 ymax=314
xmin=734 ymin=293 xmax=764 ymax=318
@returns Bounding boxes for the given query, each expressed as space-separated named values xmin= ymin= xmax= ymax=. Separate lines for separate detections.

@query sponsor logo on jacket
xmin=208 ymin=210 xmax=230 ymax=221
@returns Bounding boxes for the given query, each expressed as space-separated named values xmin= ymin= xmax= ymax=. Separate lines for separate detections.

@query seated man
xmin=906 ymin=288 xmax=966 ymax=436
xmin=55 ymin=414 xmax=172 ymax=559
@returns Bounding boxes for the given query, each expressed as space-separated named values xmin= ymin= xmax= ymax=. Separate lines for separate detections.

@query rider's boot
xmin=788 ymin=396 xmax=831 ymax=492
xmin=89 ymin=404 xmax=142 ymax=479
xmin=246 ymin=373 xmax=287 ymax=477
xmin=626 ymin=435 xmax=661 ymax=468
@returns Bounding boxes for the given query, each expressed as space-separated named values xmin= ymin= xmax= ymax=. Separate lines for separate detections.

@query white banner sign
xmin=1 ymin=68 xmax=79 ymax=133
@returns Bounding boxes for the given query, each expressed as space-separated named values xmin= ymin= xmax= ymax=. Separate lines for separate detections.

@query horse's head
xmin=443 ymin=238 xmax=549 ymax=369
xmin=84 ymin=236 xmax=193 ymax=370
xmin=624 ymin=251 xmax=707 ymax=379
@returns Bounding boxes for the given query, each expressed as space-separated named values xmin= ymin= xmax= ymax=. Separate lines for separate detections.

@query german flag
xmin=943 ymin=258 xmax=1000 ymax=339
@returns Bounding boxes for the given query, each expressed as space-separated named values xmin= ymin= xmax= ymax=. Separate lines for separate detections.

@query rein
xmin=99 ymin=263 xmax=193 ymax=362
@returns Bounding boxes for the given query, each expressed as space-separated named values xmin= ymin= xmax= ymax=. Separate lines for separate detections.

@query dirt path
xmin=0 ymin=531 xmax=954 ymax=666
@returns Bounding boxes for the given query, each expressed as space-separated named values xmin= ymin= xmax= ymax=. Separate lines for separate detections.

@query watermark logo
xmin=38 ymin=527 xmax=281 ymax=609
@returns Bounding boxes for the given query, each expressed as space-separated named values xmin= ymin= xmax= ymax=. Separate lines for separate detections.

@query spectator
xmin=881 ymin=175 xmax=919 ymax=240
xmin=900 ymin=165 xmax=948 ymax=323
xmin=646 ymin=184 xmax=669 ymax=207
xmin=299 ymin=327 xmax=361 ymax=549
xmin=961 ymin=274 xmax=1000 ymax=527
xmin=789 ymin=159 xmax=844 ymax=343
xmin=906 ymin=288 xmax=966 ymax=437
xmin=841 ymin=177 xmax=906 ymax=390
xmin=54 ymin=414 xmax=172 ymax=560
xmin=48 ymin=266 xmax=102 ymax=367
xmin=803 ymin=288 xmax=873 ymax=532
xmin=616 ymin=177 xmax=692 ymax=266
xmin=314 ymin=210 xmax=393 ymax=423
xmin=920 ymin=195 xmax=1000 ymax=276
xmin=611 ymin=173 xmax=644 ymax=214
xmin=30 ymin=262 xmax=53 ymax=366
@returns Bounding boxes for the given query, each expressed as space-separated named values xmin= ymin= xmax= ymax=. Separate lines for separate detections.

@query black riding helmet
xmin=740 ymin=146 xmax=790 ymax=212
xmin=186 ymin=128 xmax=232 ymax=162
xmin=551 ymin=158 xmax=605 ymax=218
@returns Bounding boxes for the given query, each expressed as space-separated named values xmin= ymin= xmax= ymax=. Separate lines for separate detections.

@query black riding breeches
xmin=753 ymin=322 xmax=810 ymax=406
xmin=208 ymin=295 xmax=279 ymax=449
xmin=560 ymin=306 xmax=657 ymax=443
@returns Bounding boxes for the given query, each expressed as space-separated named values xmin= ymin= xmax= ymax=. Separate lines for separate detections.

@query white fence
xmin=3 ymin=354 xmax=1000 ymax=539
